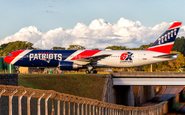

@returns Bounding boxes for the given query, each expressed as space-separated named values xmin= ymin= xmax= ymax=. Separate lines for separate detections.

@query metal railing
xmin=0 ymin=85 xmax=167 ymax=115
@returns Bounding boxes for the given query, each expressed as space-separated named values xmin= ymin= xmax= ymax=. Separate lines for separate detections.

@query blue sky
xmin=0 ymin=0 xmax=185 ymax=40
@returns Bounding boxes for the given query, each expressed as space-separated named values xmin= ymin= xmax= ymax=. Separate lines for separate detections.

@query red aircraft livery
xmin=4 ymin=22 xmax=182 ymax=73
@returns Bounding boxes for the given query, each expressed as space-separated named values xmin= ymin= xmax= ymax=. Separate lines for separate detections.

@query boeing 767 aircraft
xmin=4 ymin=21 xmax=182 ymax=73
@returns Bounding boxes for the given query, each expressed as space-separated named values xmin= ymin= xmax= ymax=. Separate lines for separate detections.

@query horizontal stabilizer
xmin=153 ymin=53 xmax=178 ymax=59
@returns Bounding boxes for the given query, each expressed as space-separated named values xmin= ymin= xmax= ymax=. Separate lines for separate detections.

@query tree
xmin=67 ymin=45 xmax=85 ymax=50
xmin=105 ymin=45 xmax=127 ymax=50
xmin=173 ymin=37 xmax=185 ymax=55
xmin=138 ymin=43 xmax=152 ymax=50
xmin=52 ymin=47 xmax=65 ymax=50
xmin=0 ymin=41 xmax=34 ymax=56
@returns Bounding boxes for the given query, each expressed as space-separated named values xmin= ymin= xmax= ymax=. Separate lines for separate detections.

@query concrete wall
xmin=102 ymin=75 xmax=116 ymax=103
xmin=103 ymin=75 xmax=155 ymax=106
xmin=0 ymin=74 xmax=18 ymax=85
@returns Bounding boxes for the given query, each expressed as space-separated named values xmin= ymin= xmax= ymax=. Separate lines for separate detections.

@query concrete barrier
xmin=0 ymin=74 xmax=18 ymax=85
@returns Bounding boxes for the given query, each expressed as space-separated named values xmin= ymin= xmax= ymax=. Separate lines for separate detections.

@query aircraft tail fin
xmin=147 ymin=21 xmax=182 ymax=54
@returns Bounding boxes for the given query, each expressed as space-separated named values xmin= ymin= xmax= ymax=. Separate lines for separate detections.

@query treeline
xmin=0 ymin=41 xmax=34 ymax=56
xmin=0 ymin=42 xmax=87 ymax=56
xmin=0 ymin=37 xmax=184 ymax=71
xmin=1 ymin=37 xmax=185 ymax=56
xmin=173 ymin=36 xmax=185 ymax=56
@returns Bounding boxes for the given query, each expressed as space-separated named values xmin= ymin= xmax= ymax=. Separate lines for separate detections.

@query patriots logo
xmin=41 ymin=58 xmax=51 ymax=63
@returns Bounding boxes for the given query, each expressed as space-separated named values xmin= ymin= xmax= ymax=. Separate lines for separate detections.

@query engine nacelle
xmin=59 ymin=61 xmax=82 ymax=70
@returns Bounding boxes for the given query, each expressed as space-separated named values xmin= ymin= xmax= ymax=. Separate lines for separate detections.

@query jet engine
xmin=59 ymin=61 xmax=82 ymax=70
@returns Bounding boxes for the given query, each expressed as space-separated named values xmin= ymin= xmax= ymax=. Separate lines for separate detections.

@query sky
xmin=0 ymin=0 xmax=185 ymax=49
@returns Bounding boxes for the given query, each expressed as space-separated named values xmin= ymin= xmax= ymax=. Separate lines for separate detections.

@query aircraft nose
xmin=4 ymin=54 xmax=13 ymax=64
xmin=4 ymin=50 xmax=24 ymax=64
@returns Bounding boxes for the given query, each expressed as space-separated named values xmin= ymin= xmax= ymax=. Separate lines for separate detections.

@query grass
xmin=18 ymin=74 xmax=107 ymax=100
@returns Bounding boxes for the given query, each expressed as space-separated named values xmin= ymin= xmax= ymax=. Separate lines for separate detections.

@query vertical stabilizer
xmin=147 ymin=22 xmax=182 ymax=54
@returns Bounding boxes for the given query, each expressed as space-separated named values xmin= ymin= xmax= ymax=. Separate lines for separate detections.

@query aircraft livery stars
xmin=29 ymin=53 xmax=62 ymax=61
xmin=158 ymin=28 xmax=177 ymax=45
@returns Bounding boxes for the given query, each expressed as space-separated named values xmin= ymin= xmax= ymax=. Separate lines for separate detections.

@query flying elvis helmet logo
xmin=120 ymin=52 xmax=133 ymax=62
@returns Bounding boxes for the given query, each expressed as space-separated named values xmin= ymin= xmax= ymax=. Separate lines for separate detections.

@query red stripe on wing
xmin=71 ymin=50 xmax=101 ymax=60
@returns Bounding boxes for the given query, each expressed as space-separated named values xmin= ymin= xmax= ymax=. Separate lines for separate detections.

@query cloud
xmin=0 ymin=26 xmax=42 ymax=44
xmin=0 ymin=18 xmax=184 ymax=49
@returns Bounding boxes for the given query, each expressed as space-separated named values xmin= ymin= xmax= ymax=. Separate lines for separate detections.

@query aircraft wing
xmin=72 ymin=54 xmax=111 ymax=65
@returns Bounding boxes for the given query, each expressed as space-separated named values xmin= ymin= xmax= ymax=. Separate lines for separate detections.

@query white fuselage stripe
xmin=65 ymin=50 xmax=84 ymax=61
xmin=11 ymin=50 xmax=33 ymax=64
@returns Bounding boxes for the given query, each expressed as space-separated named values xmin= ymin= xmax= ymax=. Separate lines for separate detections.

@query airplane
xmin=4 ymin=21 xmax=182 ymax=74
